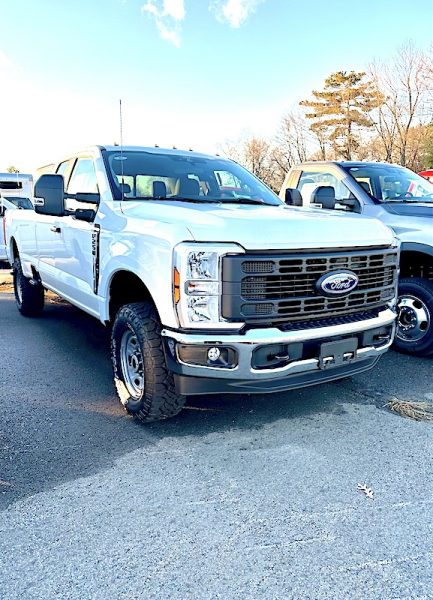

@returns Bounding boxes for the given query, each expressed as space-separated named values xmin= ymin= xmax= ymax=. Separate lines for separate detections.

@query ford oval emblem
xmin=316 ymin=270 xmax=359 ymax=297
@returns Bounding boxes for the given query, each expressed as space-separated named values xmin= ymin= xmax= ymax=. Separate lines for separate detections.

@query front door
xmin=53 ymin=157 xmax=100 ymax=316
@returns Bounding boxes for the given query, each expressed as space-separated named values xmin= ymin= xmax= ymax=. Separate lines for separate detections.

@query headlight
xmin=173 ymin=243 xmax=245 ymax=328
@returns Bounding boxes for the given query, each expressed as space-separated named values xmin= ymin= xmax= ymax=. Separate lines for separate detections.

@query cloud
xmin=142 ymin=0 xmax=185 ymax=47
xmin=209 ymin=0 xmax=262 ymax=28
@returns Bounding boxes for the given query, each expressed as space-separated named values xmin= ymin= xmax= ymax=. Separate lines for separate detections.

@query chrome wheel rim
xmin=397 ymin=294 xmax=430 ymax=342
xmin=120 ymin=329 xmax=145 ymax=399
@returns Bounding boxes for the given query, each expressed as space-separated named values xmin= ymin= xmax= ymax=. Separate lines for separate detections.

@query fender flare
xmin=400 ymin=242 xmax=433 ymax=258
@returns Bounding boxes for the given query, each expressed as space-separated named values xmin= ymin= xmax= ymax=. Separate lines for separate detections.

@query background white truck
xmin=280 ymin=161 xmax=433 ymax=356
xmin=0 ymin=173 xmax=33 ymax=263
xmin=6 ymin=146 xmax=398 ymax=421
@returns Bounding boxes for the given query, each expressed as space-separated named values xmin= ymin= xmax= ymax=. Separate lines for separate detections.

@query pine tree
xmin=300 ymin=71 xmax=383 ymax=160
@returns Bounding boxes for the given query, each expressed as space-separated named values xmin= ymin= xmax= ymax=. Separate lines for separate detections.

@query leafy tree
xmin=300 ymin=71 xmax=383 ymax=160
xmin=7 ymin=166 xmax=20 ymax=173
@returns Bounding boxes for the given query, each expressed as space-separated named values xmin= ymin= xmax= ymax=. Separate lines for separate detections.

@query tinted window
xmin=344 ymin=165 xmax=433 ymax=203
xmin=0 ymin=181 xmax=22 ymax=190
xmin=3 ymin=197 xmax=33 ymax=209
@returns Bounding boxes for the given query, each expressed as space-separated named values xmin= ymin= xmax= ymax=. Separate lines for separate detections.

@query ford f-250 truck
xmin=280 ymin=161 xmax=433 ymax=357
xmin=6 ymin=146 xmax=398 ymax=422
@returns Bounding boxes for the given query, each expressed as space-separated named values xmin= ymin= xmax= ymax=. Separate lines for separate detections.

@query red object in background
xmin=419 ymin=169 xmax=433 ymax=182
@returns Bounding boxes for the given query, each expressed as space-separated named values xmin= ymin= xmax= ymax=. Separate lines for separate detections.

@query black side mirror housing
xmin=34 ymin=174 xmax=65 ymax=216
xmin=284 ymin=188 xmax=303 ymax=206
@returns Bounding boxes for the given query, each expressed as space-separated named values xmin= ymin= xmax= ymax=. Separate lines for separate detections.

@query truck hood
xmin=121 ymin=201 xmax=394 ymax=250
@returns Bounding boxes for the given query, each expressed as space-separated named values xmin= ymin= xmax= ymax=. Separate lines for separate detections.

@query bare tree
xmin=275 ymin=111 xmax=308 ymax=167
xmin=370 ymin=42 xmax=430 ymax=166
xmin=242 ymin=137 xmax=272 ymax=182
xmin=309 ymin=122 xmax=329 ymax=160
xmin=221 ymin=135 xmax=280 ymax=190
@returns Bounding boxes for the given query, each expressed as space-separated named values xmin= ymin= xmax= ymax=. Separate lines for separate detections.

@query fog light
xmin=177 ymin=344 xmax=237 ymax=368
xmin=207 ymin=347 xmax=221 ymax=361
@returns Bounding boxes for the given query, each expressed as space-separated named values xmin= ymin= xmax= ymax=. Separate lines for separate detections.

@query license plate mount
xmin=319 ymin=338 xmax=358 ymax=369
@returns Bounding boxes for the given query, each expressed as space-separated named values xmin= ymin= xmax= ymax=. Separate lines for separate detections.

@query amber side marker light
xmin=173 ymin=267 xmax=180 ymax=304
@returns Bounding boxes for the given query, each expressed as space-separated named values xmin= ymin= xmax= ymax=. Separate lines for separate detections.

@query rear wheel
xmin=395 ymin=278 xmax=433 ymax=357
xmin=13 ymin=257 xmax=44 ymax=317
xmin=111 ymin=301 xmax=185 ymax=422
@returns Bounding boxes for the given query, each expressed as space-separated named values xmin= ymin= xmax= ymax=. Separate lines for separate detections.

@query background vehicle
xmin=6 ymin=146 xmax=397 ymax=422
xmin=419 ymin=169 xmax=433 ymax=183
xmin=0 ymin=172 xmax=33 ymax=200
xmin=0 ymin=173 xmax=34 ymax=263
xmin=280 ymin=161 xmax=433 ymax=356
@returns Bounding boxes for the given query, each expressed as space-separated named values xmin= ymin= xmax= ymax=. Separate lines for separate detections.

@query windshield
xmin=343 ymin=164 xmax=433 ymax=203
xmin=104 ymin=150 xmax=281 ymax=206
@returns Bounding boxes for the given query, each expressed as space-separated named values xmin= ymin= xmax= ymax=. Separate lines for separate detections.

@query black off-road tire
xmin=111 ymin=301 xmax=186 ymax=422
xmin=13 ymin=257 xmax=45 ymax=317
xmin=394 ymin=277 xmax=433 ymax=357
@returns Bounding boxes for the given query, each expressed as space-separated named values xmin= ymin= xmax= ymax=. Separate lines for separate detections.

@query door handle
xmin=50 ymin=226 xmax=61 ymax=233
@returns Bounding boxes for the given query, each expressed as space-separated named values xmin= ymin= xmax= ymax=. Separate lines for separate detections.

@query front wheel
xmin=13 ymin=258 xmax=45 ymax=317
xmin=111 ymin=302 xmax=186 ymax=422
xmin=394 ymin=278 xmax=433 ymax=357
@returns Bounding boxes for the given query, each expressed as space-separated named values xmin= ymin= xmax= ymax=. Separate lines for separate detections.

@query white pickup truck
xmin=6 ymin=145 xmax=398 ymax=422
xmin=280 ymin=161 xmax=433 ymax=356
xmin=0 ymin=173 xmax=33 ymax=262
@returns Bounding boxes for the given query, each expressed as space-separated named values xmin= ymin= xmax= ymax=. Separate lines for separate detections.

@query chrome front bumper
xmin=162 ymin=308 xmax=396 ymax=385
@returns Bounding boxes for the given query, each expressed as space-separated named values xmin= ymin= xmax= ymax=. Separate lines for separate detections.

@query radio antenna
xmin=119 ymin=99 xmax=125 ymax=200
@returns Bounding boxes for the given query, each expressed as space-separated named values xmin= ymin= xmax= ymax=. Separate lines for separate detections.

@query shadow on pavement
xmin=0 ymin=294 xmax=430 ymax=509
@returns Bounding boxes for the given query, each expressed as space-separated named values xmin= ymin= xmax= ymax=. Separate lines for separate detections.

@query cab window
xmin=297 ymin=171 xmax=352 ymax=210
xmin=66 ymin=158 xmax=98 ymax=212
xmin=67 ymin=158 xmax=98 ymax=194
xmin=56 ymin=159 xmax=75 ymax=188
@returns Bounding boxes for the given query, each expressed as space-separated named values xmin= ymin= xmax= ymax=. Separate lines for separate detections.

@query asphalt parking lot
xmin=0 ymin=272 xmax=432 ymax=600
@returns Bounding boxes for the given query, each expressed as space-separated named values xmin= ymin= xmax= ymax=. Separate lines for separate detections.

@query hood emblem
xmin=316 ymin=270 xmax=359 ymax=296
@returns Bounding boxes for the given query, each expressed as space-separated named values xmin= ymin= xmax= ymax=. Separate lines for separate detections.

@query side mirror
xmin=284 ymin=188 xmax=303 ymax=206
xmin=34 ymin=174 xmax=65 ymax=216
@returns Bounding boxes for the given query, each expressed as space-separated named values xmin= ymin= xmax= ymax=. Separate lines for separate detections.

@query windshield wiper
xmin=124 ymin=195 xmax=219 ymax=203
xmin=384 ymin=197 xmax=432 ymax=203
xmin=218 ymin=197 xmax=267 ymax=205
xmin=122 ymin=195 xmax=269 ymax=205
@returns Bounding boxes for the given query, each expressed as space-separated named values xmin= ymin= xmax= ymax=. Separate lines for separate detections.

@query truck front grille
xmin=221 ymin=248 xmax=398 ymax=324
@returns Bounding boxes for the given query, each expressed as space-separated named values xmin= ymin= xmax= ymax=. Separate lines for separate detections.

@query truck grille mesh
xmin=222 ymin=249 xmax=398 ymax=324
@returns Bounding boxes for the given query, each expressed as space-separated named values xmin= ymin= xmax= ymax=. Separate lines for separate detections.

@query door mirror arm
xmin=74 ymin=209 xmax=96 ymax=222
xmin=65 ymin=192 xmax=100 ymax=205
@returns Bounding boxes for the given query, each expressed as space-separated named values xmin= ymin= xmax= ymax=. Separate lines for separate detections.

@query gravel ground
xmin=0 ymin=281 xmax=432 ymax=599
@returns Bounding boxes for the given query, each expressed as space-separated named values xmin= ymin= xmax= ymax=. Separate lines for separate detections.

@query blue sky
xmin=1 ymin=0 xmax=432 ymax=172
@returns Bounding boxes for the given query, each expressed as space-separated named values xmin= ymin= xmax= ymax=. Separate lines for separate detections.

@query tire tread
xmin=111 ymin=302 xmax=185 ymax=422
